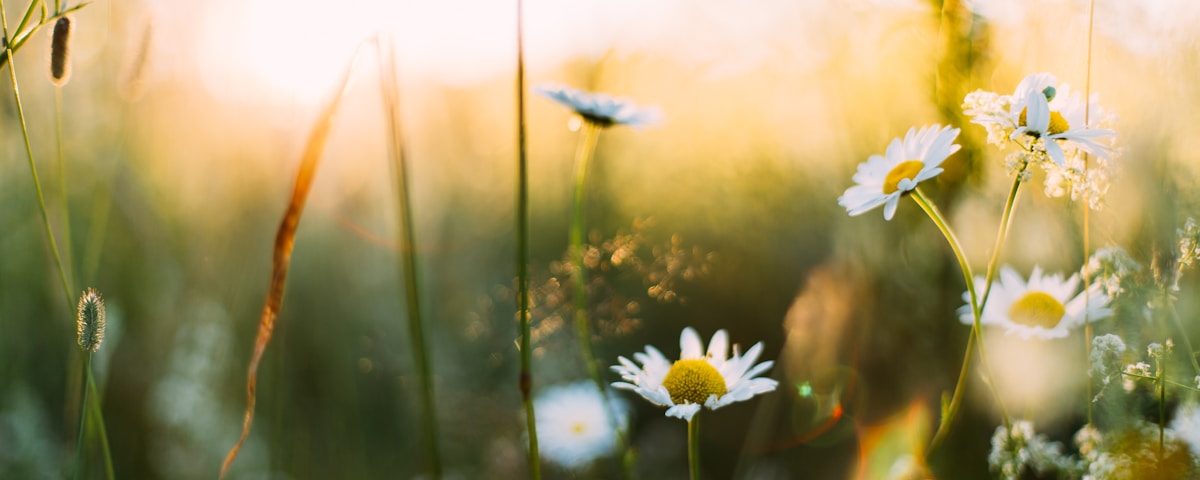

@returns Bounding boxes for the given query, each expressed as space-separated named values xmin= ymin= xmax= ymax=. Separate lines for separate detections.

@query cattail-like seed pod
xmin=49 ymin=16 xmax=72 ymax=86
xmin=76 ymin=288 xmax=105 ymax=353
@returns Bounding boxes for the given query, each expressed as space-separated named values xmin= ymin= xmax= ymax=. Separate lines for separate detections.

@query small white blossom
xmin=535 ymin=84 xmax=662 ymax=128
xmin=1086 ymin=246 xmax=1141 ymax=298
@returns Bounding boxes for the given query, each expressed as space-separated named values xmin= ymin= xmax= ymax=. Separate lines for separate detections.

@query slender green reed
xmin=1082 ymin=0 xmax=1097 ymax=427
xmin=0 ymin=0 xmax=75 ymax=316
xmin=375 ymin=36 xmax=442 ymax=478
xmin=911 ymin=187 xmax=1011 ymax=454
xmin=514 ymin=0 xmax=540 ymax=477
xmin=74 ymin=356 xmax=114 ymax=479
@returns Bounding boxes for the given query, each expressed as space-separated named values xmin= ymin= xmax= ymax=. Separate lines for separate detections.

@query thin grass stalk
xmin=514 ymin=0 xmax=540 ymax=477
xmin=1159 ymin=355 xmax=1166 ymax=457
xmin=72 ymin=353 xmax=91 ymax=480
xmin=375 ymin=36 xmax=442 ymax=478
xmin=0 ymin=0 xmax=75 ymax=316
xmin=911 ymin=187 xmax=1011 ymax=451
xmin=85 ymin=363 xmax=114 ymax=479
xmin=687 ymin=416 xmax=701 ymax=480
xmin=55 ymin=87 xmax=77 ymax=291
xmin=219 ymin=50 xmax=359 ymax=480
xmin=1082 ymin=0 xmax=1097 ymax=427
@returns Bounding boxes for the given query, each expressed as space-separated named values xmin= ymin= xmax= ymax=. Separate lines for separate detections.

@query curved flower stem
xmin=928 ymin=174 xmax=1023 ymax=450
xmin=688 ymin=416 xmax=701 ymax=480
xmin=569 ymin=122 xmax=634 ymax=477
xmin=911 ymin=187 xmax=1011 ymax=454
xmin=515 ymin=1 xmax=539 ymax=477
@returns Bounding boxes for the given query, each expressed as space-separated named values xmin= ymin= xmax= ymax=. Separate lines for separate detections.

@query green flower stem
xmin=376 ymin=39 xmax=442 ymax=478
xmin=932 ymin=173 xmax=1022 ymax=447
xmin=688 ymin=416 xmax=701 ymax=480
xmin=1121 ymin=372 xmax=1199 ymax=392
xmin=1159 ymin=356 xmax=1166 ymax=456
xmin=72 ymin=354 xmax=91 ymax=480
xmin=86 ymin=363 xmax=114 ymax=479
xmin=0 ymin=0 xmax=75 ymax=316
xmin=514 ymin=1 xmax=540 ymax=477
xmin=569 ymin=122 xmax=634 ymax=478
xmin=911 ymin=187 xmax=1011 ymax=453
xmin=72 ymin=355 xmax=113 ymax=480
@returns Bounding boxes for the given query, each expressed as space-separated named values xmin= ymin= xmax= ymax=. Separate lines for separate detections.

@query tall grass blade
xmin=374 ymin=35 xmax=443 ymax=478
xmin=219 ymin=48 xmax=360 ymax=480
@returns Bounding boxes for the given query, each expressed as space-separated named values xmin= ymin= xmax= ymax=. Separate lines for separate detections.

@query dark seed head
xmin=50 ymin=16 xmax=72 ymax=86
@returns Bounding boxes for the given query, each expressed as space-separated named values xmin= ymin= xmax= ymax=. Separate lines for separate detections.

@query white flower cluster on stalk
xmin=963 ymin=73 xmax=1119 ymax=210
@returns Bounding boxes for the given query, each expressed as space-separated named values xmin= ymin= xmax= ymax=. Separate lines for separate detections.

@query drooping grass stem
xmin=375 ymin=37 xmax=442 ymax=478
xmin=912 ymin=187 xmax=1011 ymax=454
xmin=514 ymin=1 xmax=540 ymax=477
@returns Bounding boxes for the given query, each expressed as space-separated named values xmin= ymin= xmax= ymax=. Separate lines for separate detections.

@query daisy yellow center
xmin=883 ymin=160 xmax=925 ymax=195
xmin=1018 ymin=108 xmax=1070 ymax=136
xmin=1007 ymin=291 xmax=1066 ymax=329
xmin=662 ymin=359 xmax=727 ymax=405
xmin=570 ymin=422 xmax=587 ymax=435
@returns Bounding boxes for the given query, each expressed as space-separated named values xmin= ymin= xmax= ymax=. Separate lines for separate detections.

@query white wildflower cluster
xmin=1089 ymin=334 xmax=1127 ymax=399
xmin=1075 ymin=421 xmax=1193 ymax=479
xmin=962 ymin=89 xmax=1013 ymax=148
xmin=1086 ymin=246 xmax=1141 ymax=299
xmin=962 ymin=73 xmax=1118 ymax=210
xmin=1148 ymin=340 xmax=1172 ymax=360
xmin=988 ymin=420 xmax=1072 ymax=480
xmin=1172 ymin=402 xmax=1200 ymax=459
xmin=1042 ymin=151 xmax=1113 ymax=211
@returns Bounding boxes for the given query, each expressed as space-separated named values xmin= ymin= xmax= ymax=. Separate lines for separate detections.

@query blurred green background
xmin=3 ymin=0 xmax=1200 ymax=478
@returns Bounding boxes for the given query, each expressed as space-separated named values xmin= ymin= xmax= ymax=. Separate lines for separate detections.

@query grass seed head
xmin=76 ymin=288 xmax=105 ymax=353
xmin=50 ymin=16 xmax=73 ymax=86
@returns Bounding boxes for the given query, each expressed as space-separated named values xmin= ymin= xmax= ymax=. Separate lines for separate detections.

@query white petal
xmin=707 ymin=330 xmax=729 ymax=362
xmin=666 ymin=404 xmax=701 ymax=421
xmin=681 ymin=327 xmax=703 ymax=359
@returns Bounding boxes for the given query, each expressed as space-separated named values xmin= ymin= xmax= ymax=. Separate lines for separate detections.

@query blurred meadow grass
xmin=2 ymin=0 xmax=1200 ymax=478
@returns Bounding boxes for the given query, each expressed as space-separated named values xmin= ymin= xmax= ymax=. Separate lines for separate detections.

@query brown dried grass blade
xmin=218 ymin=52 xmax=359 ymax=480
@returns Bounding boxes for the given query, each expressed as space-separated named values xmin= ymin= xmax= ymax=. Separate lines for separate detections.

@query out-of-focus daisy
xmin=611 ymin=327 xmax=777 ymax=421
xmin=535 ymin=84 xmax=662 ymax=128
xmin=534 ymin=381 xmax=629 ymax=470
xmin=837 ymin=124 xmax=961 ymax=221
xmin=959 ymin=266 xmax=1111 ymax=340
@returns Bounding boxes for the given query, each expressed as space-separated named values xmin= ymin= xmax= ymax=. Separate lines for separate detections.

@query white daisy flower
xmin=959 ymin=265 xmax=1112 ymax=340
xmin=611 ymin=327 xmax=777 ymax=422
xmin=535 ymin=84 xmax=662 ymax=128
xmin=534 ymin=381 xmax=629 ymax=470
xmin=837 ymin=124 xmax=961 ymax=221
xmin=968 ymin=73 xmax=1115 ymax=166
